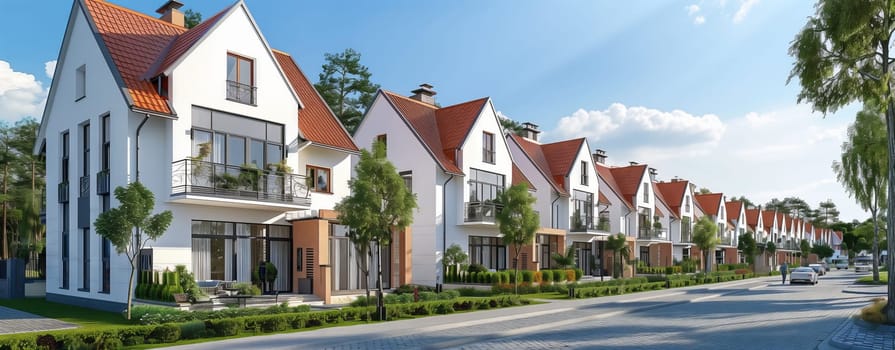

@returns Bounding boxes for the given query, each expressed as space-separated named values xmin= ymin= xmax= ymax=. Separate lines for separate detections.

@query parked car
xmin=854 ymin=256 xmax=874 ymax=273
xmin=808 ymin=263 xmax=826 ymax=276
xmin=832 ymin=258 xmax=848 ymax=270
xmin=789 ymin=267 xmax=818 ymax=285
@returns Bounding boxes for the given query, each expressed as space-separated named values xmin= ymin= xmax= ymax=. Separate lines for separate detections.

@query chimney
xmin=156 ymin=0 xmax=185 ymax=27
xmin=648 ymin=167 xmax=657 ymax=181
xmin=410 ymin=83 xmax=437 ymax=105
xmin=629 ymin=161 xmax=639 ymax=166
xmin=592 ymin=149 xmax=606 ymax=164
xmin=520 ymin=122 xmax=540 ymax=142
xmin=671 ymin=176 xmax=680 ymax=182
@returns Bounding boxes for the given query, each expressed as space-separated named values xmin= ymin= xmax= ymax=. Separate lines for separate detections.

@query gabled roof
xmin=273 ymin=50 xmax=358 ymax=153
xmin=745 ymin=208 xmax=762 ymax=231
xmin=655 ymin=180 xmax=689 ymax=217
xmin=762 ymin=211 xmax=776 ymax=231
xmin=511 ymin=163 xmax=536 ymax=191
xmin=777 ymin=213 xmax=787 ymax=231
xmin=381 ymin=91 xmax=489 ymax=175
xmin=694 ymin=193 xmax=723 ymax=217
xmin=151 ymin=6 xmax=230 ymax=76
xmin=596 ymin=163 xmax=633 ymax=209
xmin=83 ymin=0 xmax=188 ymax=115
xmin=598 ymin=191 xmax=611 ymax=206
xmin=652 ymin=182 xmax=678 ymax=219
xmin=607 ymin=164 xmax=649 ymax=206
xmin=509 ymin=134 xmax=586 ymax=196
xmin=725 ymin=201 xmax=743 ymax=226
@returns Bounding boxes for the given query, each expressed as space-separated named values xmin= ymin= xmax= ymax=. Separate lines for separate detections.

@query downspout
xmin=439 ymin=174 xmax=454 ymax=292
xmin=135 ymin=115 xmax=149 ymax=182
xmin=550 ymin=191 xmax=561 ymax=229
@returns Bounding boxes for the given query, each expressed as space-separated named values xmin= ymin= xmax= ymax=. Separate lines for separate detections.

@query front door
xmin=573 ymin=242 xmax=592 ymax=275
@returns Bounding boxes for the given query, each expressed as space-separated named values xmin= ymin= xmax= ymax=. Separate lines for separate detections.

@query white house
xmin=693 ymin=193 xmax=730 ymax=266
xmin=35 ymin=0 xmax=362 ymax=310
xmin=507 ymin=127 xmax=606 ymax=275
xmin=655 ymin=179 xmax=696 ymax=264
xmin=725 ymin=200 xmax=746 ymax=263
xmin=353 ymin=85 xmax=518 ymax=287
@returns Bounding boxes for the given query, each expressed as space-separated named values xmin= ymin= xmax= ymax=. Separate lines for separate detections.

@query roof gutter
xmin=439 ymin=174 xmax=454 ymax=290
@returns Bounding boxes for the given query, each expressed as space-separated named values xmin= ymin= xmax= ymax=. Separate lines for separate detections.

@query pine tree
xmin=314 ymin=49 xmax=380 ymax=134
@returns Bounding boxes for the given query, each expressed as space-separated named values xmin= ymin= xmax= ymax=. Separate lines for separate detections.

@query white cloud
xmin=733 ymin=0 xmax=759 ymax=23
xmin=694 ymin=16 xmax=706 ymax=25
xmin=687 ymin=4 xmax=700 ymax=15
xmin=45 ymin=60 xmax=57 ymax=79
xmin=685 ymin=4 xmax=705 ymax=24
xmin=0 ymin=60 xmax=48 ymax=122
xmin=544 ymin=103 xmax=866 ymax=221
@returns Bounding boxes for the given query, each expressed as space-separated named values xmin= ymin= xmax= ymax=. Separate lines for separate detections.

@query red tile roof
xmin=655 ymin=180 xmax=689 ymax=217
xmin=655 ymin=206 xmax=664 ymax=218
xmin=762 ymin=211 xmax=776 ymax=231
xmin=510 ymin=134 xmax=586 ymax=196
xmin=84 ymin=0 xmax=187 ymax=115
xmin=596 ymin=163 xmax=633 ymax=209
xmin=598 ymin=191 xmax=611 ymax=205
xmin=608 ymin=164 xmax=648 ymax=206
xmin=382 ymin=91 xmax=488 ymax=175
xmin=152 ymin=7 xmax=230 ymax=76
xmin=745 ymin=208 xmax=762 ymax=231
xmin=777 ymin=213 xmax=787 ymax=231
xmin=652 ymin=183 xmax=678 ymax=219
xmin=694 ymin=193 xmax=723 ymax=216
xmin=511 ymin=163 xmax=536 ymax=191
xmin=273 ymin=50 xmax=358 ymax=152
xmin=725 ymin=201 xmax=743 ymax=226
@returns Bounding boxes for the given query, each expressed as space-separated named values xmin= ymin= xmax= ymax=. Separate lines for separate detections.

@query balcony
xmin=719 ymin=233 xmax=735 ymax=247
xmin=170 ymin=159 xmax=311 ymax=209
xmin=570 ymin=215 xmax=595 ymax=232
xmin=638 ymin=227 xmax=668 ymax=241
xmin=57 ymin=182 xmax=69 ymax=203
xmin=464 ymin=202 xmax=498 ymax=225
xmin=96 ymin=169 xmax=110 ymax=195
xmin=227 ymin=80 xmax=256 ymax=105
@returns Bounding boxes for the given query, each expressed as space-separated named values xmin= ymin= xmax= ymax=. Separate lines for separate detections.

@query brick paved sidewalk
xmin=820 ymin=284 xmax=892 ymax=350
xmin=0 ymin=306 xmax=75 ymax=335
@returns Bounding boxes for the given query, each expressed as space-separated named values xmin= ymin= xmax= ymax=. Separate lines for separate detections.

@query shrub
xmin=208 ymin=319 xmax=242 ymax=336
xmin=350 ymin=295 xmax=378 ymax=307
xmin=468 ymin=263 xmax=488 ymax=273
xmin=540 ymin=270 xmax=553 ymax=283
xmin=552 ymin=269 xmax=563 ymax=282
xmin=179 ymin=320 xmax=206 ymax=340
xmin=860 ymin=298 xmax=888 ymax=324
xmin=419 ymin=291 xmax=438 ymax=301
xmin=522 ymin=270 xmax=533 ymax=283
xmin=734 ymin=268 xmax=751 ymax=275
xmin=533 ymin=271 xmax=542 ymax=284
xmin=574 ymin=268 xmax=583 ymax=281
xmin=565 ymin=269 xmax=576 ymax=281
xmin=149 ymin=324 xmax=181 ymax=343
xmin=234 ymin=282 xmax=262 ymax=296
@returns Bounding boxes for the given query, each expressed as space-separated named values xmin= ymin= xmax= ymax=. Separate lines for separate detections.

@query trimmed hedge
xmin=0 ymin=296 xmax=529 ymax=349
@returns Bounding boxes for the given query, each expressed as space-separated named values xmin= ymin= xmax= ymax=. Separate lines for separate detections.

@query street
xmin=171 ymin=270 xmax=871 ymax=350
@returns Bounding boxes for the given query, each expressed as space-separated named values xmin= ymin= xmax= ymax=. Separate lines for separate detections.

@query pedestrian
xmin=258 ymin=261 xmax=267 ymax=293
xmin=779 ymin=262 xmax=788 ymax=285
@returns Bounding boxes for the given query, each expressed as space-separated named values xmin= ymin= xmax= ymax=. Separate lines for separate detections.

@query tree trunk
xmin=872 ymin=208 xmax=880 ymax=282
xmin=126 ymin=260 xmax=136 ymax=320
xmin=376 ymin=242 xmax=384 ymax=321
xmin=2 ymin=163 xmax=7 ymax=259
xmin=885 ymin=99 xmax=895 ymax=324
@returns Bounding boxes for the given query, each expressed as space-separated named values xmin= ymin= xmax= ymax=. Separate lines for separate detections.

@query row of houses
xmin=35 ymin=0 xmax=842 ymax=311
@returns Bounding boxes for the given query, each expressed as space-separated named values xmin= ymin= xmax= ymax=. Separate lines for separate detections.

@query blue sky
xmin=0 ymin=0 xmax=866 ymax=222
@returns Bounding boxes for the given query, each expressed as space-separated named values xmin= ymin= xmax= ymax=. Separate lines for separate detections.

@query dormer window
xmin=151 ymin=74 xmax=169 ymax=97
xmin=227 ymin=53 xmax=255 ymax=105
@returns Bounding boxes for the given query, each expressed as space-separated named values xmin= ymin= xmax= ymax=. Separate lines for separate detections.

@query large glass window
xmin=80 ymin=228 xmax=89 ymax=291
xmin=190 ymin=106 xmax=284 ymax=170
xmin=330 ymin=224 xmax=390 ymax=291
xmin=191 ymin=220 xmax=292 ymax=291
xmin=572 ymin=190 xmax=594 ymax=229
xmin=469 ymin=236 xmax=506 ymax=271
xmin=468 ymin=168 xmax=505 ymax=203
xmin=537 ymin=234 xmax=560 ymax=269
xmin=226 ymin=54 xmax=255 ymax=104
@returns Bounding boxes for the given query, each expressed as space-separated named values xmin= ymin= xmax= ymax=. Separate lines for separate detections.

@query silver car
xmin=808 ymin=263 xmax=826 ymax=276
xmin=789 ymin=267 xmax=818 ymax=285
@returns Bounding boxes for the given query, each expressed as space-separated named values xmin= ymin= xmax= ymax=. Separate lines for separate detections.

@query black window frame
xmin=482 ymin=132 xmax=495 ymax=164
xmin=580 ymin=161 xmax=588 ymax=186
xmin=468 ymin=236 xmax=506 ymax=271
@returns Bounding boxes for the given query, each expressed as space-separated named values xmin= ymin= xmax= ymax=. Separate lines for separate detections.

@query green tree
xmin=698 ymin=188 xmax=712 ymax=195
xmin=314 ymin=48 xmax=380 ymax=134
xmin=811 ymin=243 xmax=835 ymax=261
xmin=730 ymin=196 xmax=756 ymax=209
xmin=606 ymin=233 xmax=630 ymax=278
xmin=799 ymin=239 xmax=811 ymax=266
xmin=335 ymin=141 xmax=416 ymax=318
xmin=764 ymin=198 xmax=790 ymax=215
xmin=93 ymin=182 xmax=173 ymax=320
xmin=551 ymin=246 xmax=576 ymax=269
xmin=499 ymin=116 xmax=524 ymax=135
xmin=693 ymin=216 xmax=720 ymax=272
xmin=443 ymin=243 xmax=468 ymax=267
xmin=495 ymin=183 xmax=539 ymax=294
xmin=183 ymin=9 xmax=202 ymax=29
xmin=834 ymin=107 xmax=887 ymax=281
xmin=816 ymin=200 xmax=841 ymax=227
xmin=766 ymin=241 xmax=777 ymax=267
xmin=738 ymin=231 xmax=758 ymax=267
xmin=1 ymin=118 xmax=45 ymax=260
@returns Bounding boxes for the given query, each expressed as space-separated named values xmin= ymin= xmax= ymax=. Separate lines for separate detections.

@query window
xmin=191 ymin=220 xmax=292 ymax=292
xmin=580 ymin=161 xmax=588 ymax=185
xmin=400 ymin=170 xmax=412 ymax=193
xmin=307 ymin=166 xmax=331 ymax=193
xmin=685 ymin=196 xmax=691 ymax=212
xmin=681 ymin=216 xmax=692 ymax=241
xmin=61 ymin=132 xmax=70 ymax=183
xmin=467 ymin=168 xmax=505 ymax=203
xmin=75 ymin=65 xmax=86 ymax=101
xmin=482 ymin=132 xmax=495 ymax=164
xmin=100 ymin=116 xmax=110 ymax=171
xmin=227 ymin=53 xmax=255 ymax=104
xmin=190 ymin=106 xmax=284 ymax=169
xmin=376 ymin=134 xmax=387 ymax=151
xmin=80 ymin=123 xmax=90 ymax=197
xmin=682 ymin=248 xmax=690 ymax=260
xmin=572 ymin=190 xmax=594 ymax=230
xmin=80 ymin=228 xmax=90 ymax=291
xmin=61 ymin=131 xmax=70 ymax=290
xmin=469 ymin=236 xmax=506 ymax=270
xmin=537 ymin=234 xmax=560 ymax=269
xmin=642 ymin=182 xmax=649 ymax=202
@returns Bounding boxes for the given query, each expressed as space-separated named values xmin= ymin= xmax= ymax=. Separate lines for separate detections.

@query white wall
xmin=298 ymin=145 xmax=353 ymax=210
xmin=506 ymin=136 xmax=557 ymax=229
xmin=353 ymin=94 xmax=442 ymax=286
xmin=42 ymin=6 xmax=134 ymax=305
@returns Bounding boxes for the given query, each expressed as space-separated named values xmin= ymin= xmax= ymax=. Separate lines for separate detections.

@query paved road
xmin=172 ymin=270 xmax=871 ymax=350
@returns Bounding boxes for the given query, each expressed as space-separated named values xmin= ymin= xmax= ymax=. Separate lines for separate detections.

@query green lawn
xmin=856 ymin=272 xmax=888 ymax=285
xmin=0 ymin=297 xmax=129 ymax=330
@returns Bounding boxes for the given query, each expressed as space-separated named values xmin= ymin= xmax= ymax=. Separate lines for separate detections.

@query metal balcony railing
xmin=465 ymin=202 xmax=498 ymax=223
xmin=171 ymin=159 xmax=310 ymax=205
xmin=638 ymin=227 xmax=667 ymax=240
xmin=78 ymin=176 xmax=89 ymax=198
xmin=227 ymin=80 xmax=256 ymax=105
xmin=57 ymin=182 xmax=69 ymax=203
xmin=96 ymin=169 xmax=110 ymax=195
xmin=570 ymin=214 xmax=595 ymax=232
xmin=680 ymin=231 xmax=693 ymax=243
